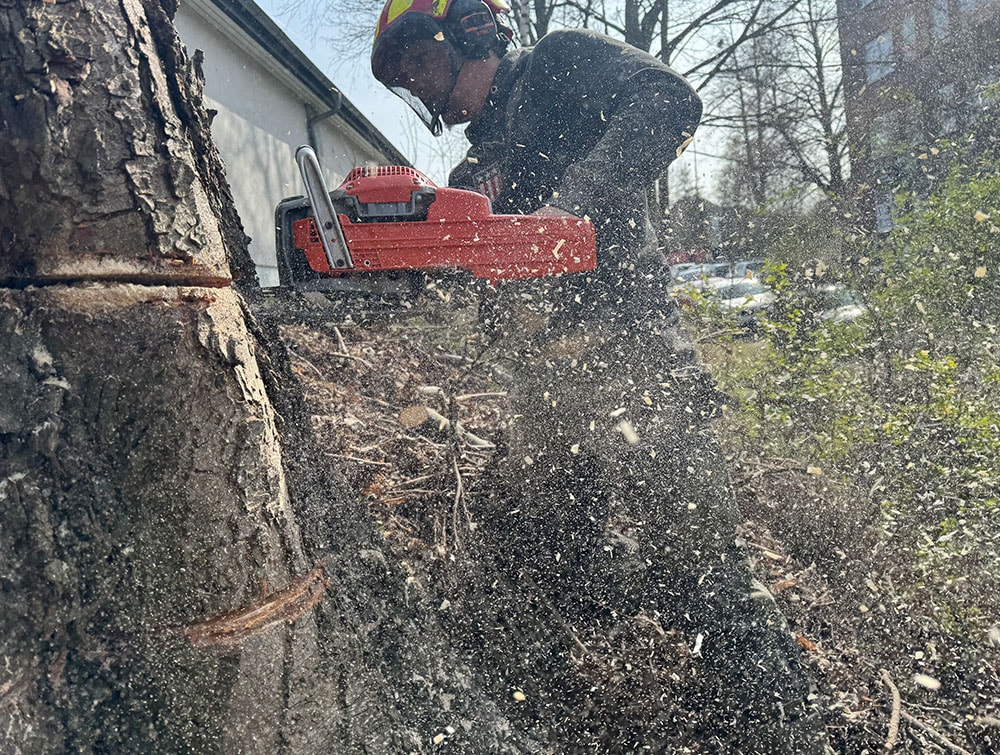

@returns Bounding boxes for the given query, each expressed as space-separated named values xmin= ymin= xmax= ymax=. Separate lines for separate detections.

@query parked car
xmin=668 ymin=261 xmax=703 ymax=280
xmin=670 ymin=262 xmax=732 ymax=291
xmin=711 ymin=278 xmax=775 ymax=312
xmin=812 ymin=283 xmax=866 ymax=323
xmin=732 ymin=259 xmax=765 ymax=278
xmin=705 ymin=277 xmax=776 ymax=330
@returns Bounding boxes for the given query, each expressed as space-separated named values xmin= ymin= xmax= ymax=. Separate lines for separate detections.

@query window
xmin=864 ymin=32 xmax=895 ymax=83
xmin=874 ymin=190 xmax=894 ymax=233
xmin=901 ymin=98 xmax=923 ymax=145
xmin=936 ymin=83 xmax=960 ymax=133
xmin=858 ymin=0 xmax=875 ymax=8
xmin=870 ymin=111 xmax=897 ymax=157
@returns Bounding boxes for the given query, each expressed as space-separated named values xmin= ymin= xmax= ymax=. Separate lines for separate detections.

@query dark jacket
xmin=449 ymin=29 xmax=702 ymax=312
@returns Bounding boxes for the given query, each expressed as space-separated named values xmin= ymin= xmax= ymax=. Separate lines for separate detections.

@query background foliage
xmin=682 ymin=114 xmax=1000 ymax=748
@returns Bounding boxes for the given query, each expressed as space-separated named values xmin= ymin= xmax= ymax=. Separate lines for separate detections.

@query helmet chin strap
xmin=429 ymin=46 xmax=465 ymax=136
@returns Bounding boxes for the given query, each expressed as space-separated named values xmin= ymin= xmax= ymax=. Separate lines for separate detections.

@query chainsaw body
xmin=275 ymin=161 xmax=596 ymax=291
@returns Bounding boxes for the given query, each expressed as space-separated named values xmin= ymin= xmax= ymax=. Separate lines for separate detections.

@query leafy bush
xmin=683 ymin=143 xmax=1000 ymax=740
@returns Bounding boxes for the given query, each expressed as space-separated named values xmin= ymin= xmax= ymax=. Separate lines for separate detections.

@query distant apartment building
xmin=836 ymin=0 xmax=1000 ymax=231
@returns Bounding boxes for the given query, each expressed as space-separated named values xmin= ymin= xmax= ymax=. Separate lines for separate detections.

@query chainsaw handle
xmin=295 ymin=145 xmax=354 ymax=270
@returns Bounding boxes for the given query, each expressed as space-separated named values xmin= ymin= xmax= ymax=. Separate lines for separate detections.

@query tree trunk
xmin=0 ymin=2 xmax=531 ymax=752
xmin=0 ymin=1 xmax=324 ymax=750
xmin=0 ymin=284 xmax=321 ymax=752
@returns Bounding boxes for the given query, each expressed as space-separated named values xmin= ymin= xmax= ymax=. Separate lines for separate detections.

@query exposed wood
xmin=185 ymin=566 xmax=330 ymax=648
xmin=398 ymin=403 xmax=450 ymax=430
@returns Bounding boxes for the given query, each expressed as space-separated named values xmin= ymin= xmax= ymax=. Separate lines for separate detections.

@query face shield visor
xmin=372 ymin=16 xmax=464 ymax=136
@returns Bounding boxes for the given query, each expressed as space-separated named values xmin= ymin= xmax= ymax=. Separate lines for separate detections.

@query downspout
xmin=305 ymin=88 xmax=344 ymax=153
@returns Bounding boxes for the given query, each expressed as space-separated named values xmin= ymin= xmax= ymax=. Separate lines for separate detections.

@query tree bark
xmin=0 ymin=284 xmax=324 ymax=752
xmin=0 ymin=0 xmax=230 ymax=286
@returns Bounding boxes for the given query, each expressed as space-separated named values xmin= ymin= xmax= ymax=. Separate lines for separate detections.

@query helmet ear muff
xmin=443 ymin=0 xmax=505 ymax=59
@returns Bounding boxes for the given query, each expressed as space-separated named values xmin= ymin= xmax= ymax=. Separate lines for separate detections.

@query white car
xmin=732 ymin=259 xmax=765 ymax=278
xmin=670 ymin=262 xmax=732 ymax=292
xmin=704 ymin=278 xmax=776 ymax=331
xmin=669 ymin=261 xmax=703 ymax=280
xmin=710 ymin=278 xmax=776 ymax=312
xmin=814 ymin=283 xmax=866 ymax=323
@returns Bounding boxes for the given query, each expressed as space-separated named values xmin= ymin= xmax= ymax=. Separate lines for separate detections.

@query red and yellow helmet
xmin=371 ymin=0 xmax=513 ymax=133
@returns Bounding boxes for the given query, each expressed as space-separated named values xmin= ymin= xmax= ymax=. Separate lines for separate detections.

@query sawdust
xmin=279 ymin=307 xmax=995 ymax=753
xmin=281 ymin=306 xmax=504 ymax=556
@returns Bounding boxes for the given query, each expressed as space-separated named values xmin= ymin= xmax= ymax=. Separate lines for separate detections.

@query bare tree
xmin=773 ymin=0 xmax=847 ymax=200
xmin=714 ymin=32 xmax=799 ymax=208
xmin=292 ymin=0 xmax=812 ymax=89
xmin=278 ymin=0 xmax=810 ymax=123
xmin=708 ymin=0 xmax=848 ymax=208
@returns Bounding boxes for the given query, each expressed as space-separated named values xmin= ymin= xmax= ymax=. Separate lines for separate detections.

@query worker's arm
xmin=527 ymin=31 xmax=702 ymax=219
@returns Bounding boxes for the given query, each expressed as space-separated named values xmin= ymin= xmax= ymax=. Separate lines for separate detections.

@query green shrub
xmin=686 ymin=146 xmax=1000 ymax=648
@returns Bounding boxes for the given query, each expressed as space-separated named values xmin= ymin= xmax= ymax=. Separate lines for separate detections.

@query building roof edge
xmin=184 ymin=0 xmax=411 ymax=166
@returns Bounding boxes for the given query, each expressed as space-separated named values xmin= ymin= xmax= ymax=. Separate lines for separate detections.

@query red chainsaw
xmin=274 ymin=146 xmax=596 ymax=294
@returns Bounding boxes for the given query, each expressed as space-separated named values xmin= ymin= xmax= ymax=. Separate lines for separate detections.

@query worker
xmin=371 ymin=1 xmax=829 ymax=752
xmin=371 ymin=0 xmax=700 ymax=320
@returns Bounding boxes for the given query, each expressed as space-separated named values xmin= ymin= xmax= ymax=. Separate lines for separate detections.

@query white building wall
xmin=174 ymin=1 xmax=404 ymax=286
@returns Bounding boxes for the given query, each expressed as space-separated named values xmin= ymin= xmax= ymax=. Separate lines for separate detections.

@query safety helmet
xmin=372 ymin=0 xmax=513 ymax=134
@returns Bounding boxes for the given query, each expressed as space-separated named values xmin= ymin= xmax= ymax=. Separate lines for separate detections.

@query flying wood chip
xmin=794 ymin=633 xmax=816 ymax=652
xmin=912 ymin=673 xmax=941 ymax=691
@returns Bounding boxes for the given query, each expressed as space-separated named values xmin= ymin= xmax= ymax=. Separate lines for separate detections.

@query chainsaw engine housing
xmin=275 ymin=164 xmax=596 ymax=292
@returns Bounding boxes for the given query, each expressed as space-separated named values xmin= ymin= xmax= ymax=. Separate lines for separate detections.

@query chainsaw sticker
xmin=472 ymin=163 xmax=504 ymax=202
